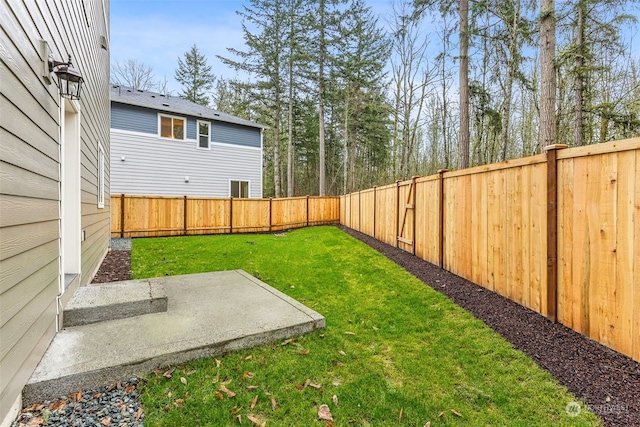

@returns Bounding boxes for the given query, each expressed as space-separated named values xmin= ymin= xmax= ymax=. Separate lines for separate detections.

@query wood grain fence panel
xmin=470 ymin=173 xmax=488 ymax=288
xmin=397 ymin=180 xmax=415 ymax=253
xmin=232 ymin=199 xmax=270 ymax=233
xmin=339 ymin=195 xmax=345 ymax=225
xmin=271 ymin=198 xmax=307 ymax=231
xmin=528 ymin=163 xmax=547 ymax=315
xmin=359 ymin=189 xmax=375 ymax=237
xmin=309 ymin=197 xmax=340 ymax=225
xmin=414 ymin=177 xmax=440 ymax=265
xmin=187 ymin=198 xmax=230 ymax=235
xmin=111 ymin=195 xmax=122 ymax=238
xmin=557 ymin=158 xmax=574 ymax=327
xmin=374 ymin=184 xmax=397 ymax=246
xmin=352 ymin=193 xmax=361 ymax=232
xmin=634 ymin=151 xmax=640 ymax=362
xmin=124 ymin=196 xmax=184 ymax=237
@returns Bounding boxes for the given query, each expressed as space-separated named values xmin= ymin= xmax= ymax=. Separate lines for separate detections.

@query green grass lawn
xmin=132 ymin=226 xmax=599 ymax=427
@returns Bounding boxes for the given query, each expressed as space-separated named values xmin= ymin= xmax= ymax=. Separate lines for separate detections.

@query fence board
xmin=634 ymin=151 xmax=640 ymax=362
xmin=374 ymin=184 xmax=396 ymax=246
xmin=187 ymin=198 xmax=230 ymax=235
xmin=414 ymin=177 xmax=440 ymax=265
xmin=233 ymin=199 xmax=270 ymax=233
xmin=359 ymin=189 xmax=375 ymax=237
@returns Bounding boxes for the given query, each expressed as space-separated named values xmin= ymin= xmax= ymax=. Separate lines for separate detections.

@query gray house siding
xmin=0 ymin=0 xmax=110 ymax=424
xmin=111 ymin=129 xmax=262 ymax=198
xmin=211 ymin=122 xmax=261 ymax=148
xmin=111 ymin=103 xmax=157 ymax=134
xmin=111 ymin=102 xmax=261 ymax=149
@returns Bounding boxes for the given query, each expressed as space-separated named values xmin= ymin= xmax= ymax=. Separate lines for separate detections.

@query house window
xmin=230 ymin=180 xmax=249 ymax=198
xmin=159 ymin=114 xmax=185 ymax=140
xmin=198 ymin=121 xmax=210 ymax=149
xmin=97 ymin=145 xmax=105 ymax=208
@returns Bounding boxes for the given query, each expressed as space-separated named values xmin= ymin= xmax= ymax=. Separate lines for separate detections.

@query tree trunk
xmin=318 ymin=0 xmax=327 ymax=196
xmin=574 ymin=0 xmax=585 ymax=146
xmin=500 ymin=1 xmax=521 ymax=161
xmin=459 ymin=0 xmax=470 ymax=169
xmin=540 ymin=0 xmax=556 ymax=148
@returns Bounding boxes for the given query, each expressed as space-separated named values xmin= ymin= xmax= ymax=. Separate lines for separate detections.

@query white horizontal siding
xmin=111 ymin=129 xmax=262 ymax=197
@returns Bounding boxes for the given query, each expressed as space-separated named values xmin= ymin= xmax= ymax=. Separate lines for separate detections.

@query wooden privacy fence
xmin=111 ymin=195 xmax=340 ymax=238
xmin=340 ymin=138 xmax=640 ymax=363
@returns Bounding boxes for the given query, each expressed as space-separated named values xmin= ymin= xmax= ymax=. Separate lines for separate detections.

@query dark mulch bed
xmin=91 ymin=250 xmax=131 ymax=283
xmin=89 ymin=228 xmax=639 ymax=425
xmin=339 ymin=226 xmax=640 ymax=427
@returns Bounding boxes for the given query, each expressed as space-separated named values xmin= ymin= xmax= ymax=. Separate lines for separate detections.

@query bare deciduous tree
xmin=110 ymin=59 xmax=156 ymax=91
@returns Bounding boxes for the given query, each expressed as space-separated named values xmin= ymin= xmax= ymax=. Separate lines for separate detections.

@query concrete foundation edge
xmin=23 ymin=318 xmax=324 ymax=406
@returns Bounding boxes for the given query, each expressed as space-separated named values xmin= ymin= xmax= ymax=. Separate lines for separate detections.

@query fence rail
xmin=341 ymin=137 xmax=640 ymax=363
xmin=111 ymin=195 xmax=340 ymax=238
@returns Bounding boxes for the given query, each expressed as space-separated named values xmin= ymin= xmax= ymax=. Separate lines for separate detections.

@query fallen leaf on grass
xmin=281 ymin=338 xmax=297 ymax=346
xmin=332 ymin=380 xmax=341 ymax=386
xmin=220 ymin=384 xmax=236 ymax=398
xmin=332 ymin=395 xmax=338 ymax=406
xmin=241 ymin=371 xmax=255 ymax=380
xmin=260 ymin=356 xmax=266 ymax=365
xmin=231 ymin=406 xmax=242 ymax=415
xmin=173 ymin=399 xmax=184 ymax=407
xmin=326 ymin=421 xmax=335 ymax=427
xmin=309 ymin=382 xmax=322 ymax=390
xmin=245 ymin=355 xmax=252 ymax=360
xmin=180 ymin=377 xmax=188 ymax=385
xmin=424 ymin=422 xmax=431 ymax=427
xmin=344 ymin=331 xmax=356 ymax=335
xmin=438 ymin=411 xmax=444 ymax=417
xmin=399 ymin=408 xmax=403 ymax=421
xmin=338 ymin=350 xmax=346 ymax=356
xmin=215 ymin=392 xmax=224 ymax=400
xmin=318 ymin=404 xmax=333 ymax=421
xmin=186 ymin=369 xmax=197 ymax=375
xmin=295 ymin=383 xmax=304 ymax=390
xmin=235 ymin=415 xmax=242 ymax=424
xmin=271 ymin=397 xmax=277 ymax=411
xmin=250 ymin=395 xmax=258 ymax=409
xmin=167 ymin=391 xmax=172 ymax=398
xmin=304 ymin=379 xmax=311 ymax=388
xmin=299 ymin=348 xmax=310 ymax=356
xmin=247 ymin=385 xmax=259 ymax=390
xmin=163 ymin=368 xmax=175 ymax=378
xmin=163 ymin=405 xmax=171 ymax=412
xmin=372 ymin=326 xmax=379 ymax=331
xmin=216 ymin=359 xmax=221 ymax=368
xmin=451 ymin=409 xmax=462 ymax=417
xmin=247 ymin=415 xmax=265 ymax=426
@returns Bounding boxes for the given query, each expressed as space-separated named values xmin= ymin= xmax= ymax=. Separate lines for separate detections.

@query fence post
xmin=437 ymin=170 xmax=448 ymax=268
xmin=358 ymin=190 xmax=362 ymax=232
xmin=229 ymin=196 xmax=233 ymax=234
xmin=543 ymin=144 xmax=567 ymax=322
xmin=120 ymin=194 xmax=125 ymax=238
xmin=183 ymin=195 xmax=188 ymax=236
xmin=412 ymin=176 xmax=419 ymax=256
xmin=395 ymin=180 xmax=401 ymax=248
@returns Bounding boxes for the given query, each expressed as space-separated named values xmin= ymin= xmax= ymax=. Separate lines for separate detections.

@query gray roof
xmin=110 ymin=85 xmax=267 ymax=129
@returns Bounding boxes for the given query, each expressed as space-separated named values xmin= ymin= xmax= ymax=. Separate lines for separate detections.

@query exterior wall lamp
xmin=48 ymin=54 xmax=84 ymax=100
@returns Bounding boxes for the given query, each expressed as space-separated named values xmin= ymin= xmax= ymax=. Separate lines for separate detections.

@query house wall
xmin=111 ymin=102 xmax=262 ymax=148
xmin=0 ymin=0 xmax=110 ymax=424
xmin=111 ymin=129 xmax=263 ymax=198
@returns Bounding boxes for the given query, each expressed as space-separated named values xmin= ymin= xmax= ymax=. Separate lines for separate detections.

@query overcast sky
xmin=110 ymin=0 xmax=392 ymax=95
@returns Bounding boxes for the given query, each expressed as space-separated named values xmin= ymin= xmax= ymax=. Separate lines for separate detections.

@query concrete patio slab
xmin=23 ymin=270 xmax=325 ymax=405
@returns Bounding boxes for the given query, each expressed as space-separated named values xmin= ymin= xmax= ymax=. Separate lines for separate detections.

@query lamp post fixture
xmin=49 ymin=54 xmax=83 ymax=100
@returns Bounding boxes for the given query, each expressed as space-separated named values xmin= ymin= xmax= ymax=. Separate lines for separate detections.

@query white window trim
xmin=197 ymin=120 xmax=211 ymax=150
xmin=97 ymin=143 xmax=105 ymax=208
xmin=229 ymin=179 xmax=250 ymax=198
xmin=158 ymin=113 xmax=186 ymax=141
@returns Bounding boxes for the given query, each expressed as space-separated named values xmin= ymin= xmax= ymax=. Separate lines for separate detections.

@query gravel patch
xmin=339 ymin=225 xmax=640 ymax=427
xmin=12 ymin=379 xmax=143 ymax=427
xmin=110 ymin=238 xmax=132 ymax=251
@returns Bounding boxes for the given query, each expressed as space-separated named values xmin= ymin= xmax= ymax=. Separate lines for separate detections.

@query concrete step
xmin=63 ymin=280 xmax=168 ymax=327
xmin=24 ymin=270 xmax=325 ymax=405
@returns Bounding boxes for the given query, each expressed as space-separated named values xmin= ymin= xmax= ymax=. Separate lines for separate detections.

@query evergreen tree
xmin=175 ymin=44 xmax=216 ymax=106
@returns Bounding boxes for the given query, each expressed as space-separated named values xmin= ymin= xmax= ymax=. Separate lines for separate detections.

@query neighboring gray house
xmin=110 ymin=86 xmax=266 ymax=198
xmin=0 ymin=1 xmax=110 ymax=425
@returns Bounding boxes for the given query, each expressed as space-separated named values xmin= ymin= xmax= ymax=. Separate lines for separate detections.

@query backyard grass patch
xmin=132 ymin=226 xmax=600 ymax=426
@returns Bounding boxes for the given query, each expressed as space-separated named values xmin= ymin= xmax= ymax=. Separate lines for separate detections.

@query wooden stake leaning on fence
xmin=543 ymin=144 xmax=567 ymax=322
xmin=120 ymin=194 xmax=125 ymax=238
xmin=183 ymin=195 xmax=188 ymax=236
xmin=437 ymin=170 xmax=448 ymax=268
